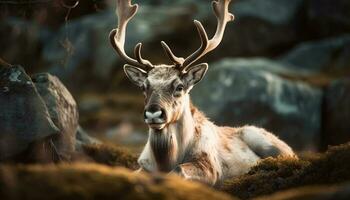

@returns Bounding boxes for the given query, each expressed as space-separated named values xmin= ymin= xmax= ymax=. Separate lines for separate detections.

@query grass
xmin=2 ymin=142 xmax=350 ymax=200
xmin=0 ymin=164 xmax=235 ymax=200
xmin=220 ymin=142 xmax=350 ymax=199
xmin=255 ymin=183 xmax=350 ymax=200
xmin=81 ymin=144 xmax=139 ymax=170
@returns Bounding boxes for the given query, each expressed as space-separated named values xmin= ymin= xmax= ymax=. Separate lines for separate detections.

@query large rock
xmin=151 ymin=0 xmax=305 ymax=59
xmin=279 ymin=35 xmax=350 ymax=74
xmin=0 ymin=65 xmax=59 ymax=160
xmin=75 ymin=126 xmax=100 ymax=151
xmin=32 ymin=73 xmax=79 ymax=159
xmin=196 ymin=0 xmax=305 ymax=58
xmin=192 ymin=59 xmax=322 ymax=150
xmin=322 ymin=78 xmax=350 ymax=149
xmin=43 ymin=6 xmax=193 ymax=89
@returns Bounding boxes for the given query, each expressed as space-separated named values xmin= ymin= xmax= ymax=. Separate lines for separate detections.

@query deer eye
xmin=175 ymin=84 xmax=184 ymax=92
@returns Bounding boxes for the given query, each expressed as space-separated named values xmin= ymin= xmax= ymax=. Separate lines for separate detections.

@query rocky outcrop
xmin=279 ymin=35 xmax=350 ymax=74
xmin=32 ymin=73 xmax=79 ymax=159
xmin=322 ymin=78 xmax=350 ymax=149
xmin=192 ymin=59 xmax=322 ymax=150
xmin=197 ymin=0 xmax=305 ymax=58
xmin=0 ymin=63 xmax=86 ymax=162
xmin=43 ymin=6 xmax=193 ymax=87
xmin=0 ymin=65 xmax=59 ymax=160
xmin=76 ymin=126 xmax=100 ymax=149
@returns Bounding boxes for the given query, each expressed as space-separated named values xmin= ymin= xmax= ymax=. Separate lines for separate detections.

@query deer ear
xmin=124 ymin=64 xmax=147 ymax=87
xmin=183 ymin=63 xmax=208 ymax=87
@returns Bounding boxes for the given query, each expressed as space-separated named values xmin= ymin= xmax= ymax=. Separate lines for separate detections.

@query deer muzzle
xmin=144 ymin=104 xmax=167 ymax=129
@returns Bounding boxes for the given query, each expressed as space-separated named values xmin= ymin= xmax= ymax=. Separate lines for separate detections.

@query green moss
xmin=0 ymin=164 xmax=235 ymax=200
xmin=81 ymin=144 xmax=138 ymax=170
xmin=220 ymin=142 xmax=350 ymax=199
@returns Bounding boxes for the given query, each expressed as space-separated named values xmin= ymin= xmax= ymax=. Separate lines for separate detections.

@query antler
xmin=109 ymin=0 xmax=153 ymax=70
xmin=162 ymin=0 xmax=234 ymax=72
xmin=161 ymin=41 xmax=185 ymax=66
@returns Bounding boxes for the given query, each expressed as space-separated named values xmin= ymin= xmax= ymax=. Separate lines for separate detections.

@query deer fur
xmin=135 ymin=65 xmax=296 ymax=185
xmin=110 ymin=0 xmax=296 ymax=185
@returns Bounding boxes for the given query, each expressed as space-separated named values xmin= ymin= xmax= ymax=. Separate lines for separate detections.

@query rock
xmin=43 ymin=6 xmax=193 ymax=89
xmin=193 ymin=0 xmax=305 ymax=58
xmin=32 ymin=73 xmax=79 ymax=159
xmin=232 ymin=0 xmax=303 ymax=25
xmin=204 ymin=58 xmax=313 ymax=77
xmin=0 ymin=0 xmax=108 ymax=29
xmin=0 ymin=65 xmax=59 ymax=160
xmin=75 ymin=126 xmax=100 ymax=151
xmin=322 ymin=78 xmax=350 ymax=149
xmin=149 ymin=0 xmax=305 ymax=59
xmin=305 ymin=0 xmax=350 ymax=39
xmin=192 ymin=59 xmax=322 ymax=150
xmin=279 ymin=35 xmax=350 ymax=74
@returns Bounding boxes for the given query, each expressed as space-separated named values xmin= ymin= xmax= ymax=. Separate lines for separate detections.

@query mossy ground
xmin=81 ymin=143 xmax=138 ymax=170
xmin=1 ymin=142 xmax=350 ymax=200
xmin=0 ymin=164 xmax=234 ymax=200
xmin=220 ymin=142 xmax=350 ymax=199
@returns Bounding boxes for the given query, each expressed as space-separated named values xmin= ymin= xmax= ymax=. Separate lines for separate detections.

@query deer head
xmin=110 ymin=0 xmax=234 ymax=130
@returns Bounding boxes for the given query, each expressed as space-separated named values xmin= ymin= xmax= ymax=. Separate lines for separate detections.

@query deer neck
xmin=149 ymin=94 xmax=196 ymax=172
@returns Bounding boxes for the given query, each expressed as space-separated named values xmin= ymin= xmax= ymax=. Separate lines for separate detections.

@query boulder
xmin=198 ymin=0 xmax=305 ymax=58
xmin=279 ymin=35 xmax=350 ymax=74
xmin=43 ymin=6 xmax=193 ymax=90
xmin=75 ymin=126 xmax=100 ymax=151
xmin=192 ymin=59 xmax=322 ymax=150
xmin=322 ymin=78 xmax=350 ymax=149
xmin=32 ymin=73 xmax=79 ymax=159
xmin=0 ymin=0 xmax=108 ymax=29
xmin=151 ymin=0 xmax=305 ymax=59
xmin=0 ymin=65 xmax=59 ymax=160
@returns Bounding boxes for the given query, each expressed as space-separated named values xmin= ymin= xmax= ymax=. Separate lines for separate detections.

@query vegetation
xmin=0 ymin=164 xmax=234 ymax=200
xmin=220 ymin=142 xmax=350 ymax=199
xmin=255 ymin=184 xmax=350 ymax=200
xmin=81 ymin=144 xmax=138 ymax=170
xmin=1 ymin=142 xmax=350 ymax=200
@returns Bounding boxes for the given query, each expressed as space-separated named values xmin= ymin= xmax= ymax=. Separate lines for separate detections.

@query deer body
xmin=110 ymin=0 xmax=296 ymax=185
xmin=136 ymin=66 xmax=295 ymax=185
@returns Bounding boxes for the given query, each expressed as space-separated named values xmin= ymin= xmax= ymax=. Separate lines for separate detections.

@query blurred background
xmin=1 ymin=0 xmax=349 ymax=153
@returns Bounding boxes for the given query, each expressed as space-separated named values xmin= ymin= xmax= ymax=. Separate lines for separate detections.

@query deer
xmin=109 ymin=0 xmax=296 ymax=185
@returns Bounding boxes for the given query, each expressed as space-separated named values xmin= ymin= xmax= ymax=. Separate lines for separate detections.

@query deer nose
xmin=144 ymin=104 xmax=166 ymax=123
